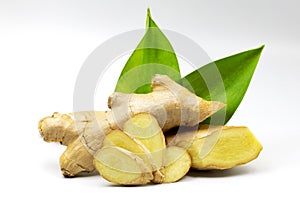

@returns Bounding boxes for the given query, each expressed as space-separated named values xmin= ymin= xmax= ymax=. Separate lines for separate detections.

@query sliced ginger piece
xmin=123 ymin=113 xmax=166 ymax=183
xmin=163 ymin=146 xmax=191 ymax=183
xmin=94 ymin=146 xmax=153 ymax=185
xmin=123 ymin=113 xmax=166 ymax=152
xmin=166 ymin=125 xmax=262 ymax=170
xmin=102 ymin=130 xmax=147 ymax=154
xmin=101 ymin=129 xmax=154 ymax=175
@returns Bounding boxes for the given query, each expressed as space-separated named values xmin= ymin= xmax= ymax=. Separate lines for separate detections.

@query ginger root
xmin=123 ymin=113 xmax=166 ymax=183
xmin=39 ymin=112 xmax=82 ymax=146
xmin=166 ymin=125 xmax=262 ymax=170
xmin=38 ymin=74 xmax=262 ymax=184
xmin=163 ymin=146 xmax=191 ymax=183
xmin=94 ymin=113 xmax=191 ymax=185
xmin=94 ymin=146 xmax=153 ymax=185
xmin=39 ymin=74 xmax=224 ymax=177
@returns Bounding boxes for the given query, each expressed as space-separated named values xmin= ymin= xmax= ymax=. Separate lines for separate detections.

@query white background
xmin=0 ymin=0 xmax=299 ymax=199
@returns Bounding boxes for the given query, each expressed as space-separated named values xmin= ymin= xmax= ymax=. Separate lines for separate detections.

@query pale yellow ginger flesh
xmin=102 ymin=129 xmax=148 ymax=155
xmin=163 ymin=146 xmax=191 ymax=183
xmin=102 ymin=129 xmax=154 ymax=175
xmin=94 ymin=113 xmax=191 ymax=185
xmin=94 ymin=146 xmax=153 ymax=185
xmin=123 ymin=113 xmax=166 ymax=183
xmin=166 ymin=125 xmax=262 ymax=170
xmin=38 ymin=74 xmax=225 ymax=177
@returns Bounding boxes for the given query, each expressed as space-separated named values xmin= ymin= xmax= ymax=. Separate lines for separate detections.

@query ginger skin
xmin=38 ymin=74 xmax=225 ymax=177
xmin=39 ymin=112 xmax=80 ymax=146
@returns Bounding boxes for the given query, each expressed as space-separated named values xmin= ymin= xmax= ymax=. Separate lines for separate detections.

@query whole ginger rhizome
xmin=38 ymin=75 xmax=262 ymax=185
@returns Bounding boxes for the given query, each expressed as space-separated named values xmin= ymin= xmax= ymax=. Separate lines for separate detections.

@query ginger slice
xmin=123 ymin=113 xmax=166 ymax=152
xmin=94 ymin=146 xmax=153 ymax=185
xmin=101 ymin=129 xmax=154 ymax=175
xmin=123 ymin=113 xmax=166 ymax=183
xmin=163 ymin=146 xmax=191 ymax=183
xmin=102 ymin=129 xmax=147 ymax=154
xmin=166 ymin=125 xmax=262 ymax=170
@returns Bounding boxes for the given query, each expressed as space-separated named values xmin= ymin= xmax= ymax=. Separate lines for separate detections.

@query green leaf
xmin=180 ymin=45 xmax=264 ymax=124
xmin=115 ymin=8 xmax=181 ymax=94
